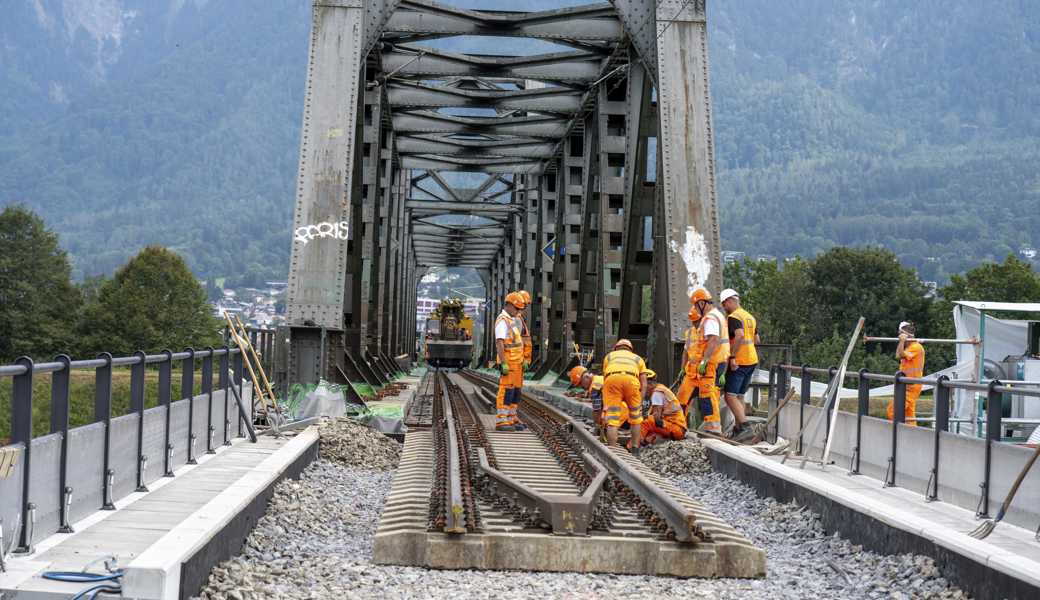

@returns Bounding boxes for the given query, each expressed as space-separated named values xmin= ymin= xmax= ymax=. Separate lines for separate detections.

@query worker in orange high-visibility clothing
xmin=640 ymin=370 xmax=688 ymax=444
xmin=494 ymin=292 xmax=527 ymax=431
xmin=601 ymin=339 xmax=648 ymax=452
xmin=720 ymin=289 xmax=760 ymax=440
xmin=688 ymin=287 xmax=730 ymax=435
xmin=517 ymin=290 xmax=533 ymax=373
xmin=676 ymin=306 xmax=701 ymax=414
xmin=570 ymin=365 xmax=605 ymax=433
xmin=890 ymin=321 xmax=924 ymax=427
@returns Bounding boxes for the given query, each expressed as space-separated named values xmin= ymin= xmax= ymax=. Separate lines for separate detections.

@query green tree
xmin=78 ymin=246 xmax=219 ymax=356
xmin=0 ymin=205 xmax=81 ymax=361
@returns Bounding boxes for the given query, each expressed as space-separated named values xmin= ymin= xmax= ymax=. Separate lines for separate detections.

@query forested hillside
xmin=1 ymin=0 xmax=1038 ymax=283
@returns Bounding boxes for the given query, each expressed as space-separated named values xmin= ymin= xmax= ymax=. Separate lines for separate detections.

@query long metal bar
xmin=864 ymin=336 xmax=979 ymax=344
xmin=440 ymin=374 xmax=466 ymax=534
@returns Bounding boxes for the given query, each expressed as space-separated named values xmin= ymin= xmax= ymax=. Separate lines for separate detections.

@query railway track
xmin=374 ymin=370 xmax=766 ymax=578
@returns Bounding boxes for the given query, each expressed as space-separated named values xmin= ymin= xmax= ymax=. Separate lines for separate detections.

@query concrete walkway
xmin=1 ymin=428 xmax=318 ymax=600
xmin=705 ymin=439 xmax=1040 ymax=598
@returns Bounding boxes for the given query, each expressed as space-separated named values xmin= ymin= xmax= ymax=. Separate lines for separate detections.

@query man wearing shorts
xmin=720 ymin=288 xmax=759 ymax=440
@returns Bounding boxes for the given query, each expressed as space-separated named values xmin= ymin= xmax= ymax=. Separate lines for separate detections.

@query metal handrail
xmin=768 ymin=362 xmax=1040 ymax=522
xmin=0 ymin=342 xmax=263 ymax=555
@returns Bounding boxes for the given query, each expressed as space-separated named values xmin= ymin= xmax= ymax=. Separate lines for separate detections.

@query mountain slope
xmin=0 ymin=0 xmax=1038 ymax=283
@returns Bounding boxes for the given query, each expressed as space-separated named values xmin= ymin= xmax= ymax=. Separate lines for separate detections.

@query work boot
xmin=495 ymin=425 xmax=517 ymax=432
xmin=629 ymin=445 xmax=642 ymax=458
xmin=513 ymin=423 xmax=528 ymax=431
xmin=729 ymin=422 xmax=756 ymax=443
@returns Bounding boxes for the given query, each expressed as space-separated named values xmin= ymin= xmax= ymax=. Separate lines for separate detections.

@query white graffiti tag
xmin=294 ymin=221 xmax=350 ymax=244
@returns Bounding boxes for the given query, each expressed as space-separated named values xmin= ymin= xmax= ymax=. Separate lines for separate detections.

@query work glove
xmin=697 ymin=360 xmax=708 ymax=376
xmin=500 ymin=363 xmax=509 ymax=375
xmin=718 ymin=371 xmax=727 ymax=388
xmin=522 ymin=361 xmax=530 ymax=371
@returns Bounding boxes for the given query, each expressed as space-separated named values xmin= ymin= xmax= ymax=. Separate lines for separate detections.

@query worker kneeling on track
xmin=494 ymin=292 xmax=527 ymax=432
xmin=601 ymin=339 xmax=648 ymax=452
xmin=688 ymin=287 xmax=730 ymax=435
xmin=640 ymin=369 xmax=687 ymax=445
xmin=570 ymin=365 xmax=605 ymax=435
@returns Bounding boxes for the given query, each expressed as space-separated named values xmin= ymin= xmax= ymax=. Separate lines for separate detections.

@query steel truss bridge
xmin=281 ymin=0 xmax=721 ymax=388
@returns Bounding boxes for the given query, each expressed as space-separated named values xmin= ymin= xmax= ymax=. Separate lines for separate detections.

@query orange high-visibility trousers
xmin=496 ymin=362 xmax=524 ymax=428
xmin=692 ymin=361 xmax=722 ymax=433
xmin=641 ymin=417 xmax=686 ymax=442
xmin=677 ymin=372 xmax=697 ymax=410
xmin=886 ymin=383 xmax=920 ymax=427
xmin=602 ymin=374 xmax=643 ymax=428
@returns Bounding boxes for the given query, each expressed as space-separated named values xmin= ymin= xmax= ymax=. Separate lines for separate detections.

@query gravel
xmin=640 ymin=437 xmax=712 ymax=477
xmin=318 ymin=416 xmax=401 ymax=470
xmin=196 ymin=429 xmax=971 ymax=600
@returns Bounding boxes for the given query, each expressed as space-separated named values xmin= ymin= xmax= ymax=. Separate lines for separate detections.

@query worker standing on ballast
xmin=676 ymin=306 xmax=701 ymax=415
xmin=890 ymin=321 xmax=923 ymax=427
xmin=640 ymin=369 xmax=687 ymax=444
xmin=688 ymin=287 xmax=730 ymax=435
xmin=570 ymin=365 xmax=605 ymax=435
xmin=494 ymin=292 xmax=527 ymax=431
xmin=601 ymin=339 xmax=648 ymax=451
xmin=720 ymin=289 xmax=759 ymax=440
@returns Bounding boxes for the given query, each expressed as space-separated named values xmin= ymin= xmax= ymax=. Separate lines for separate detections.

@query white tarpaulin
xmin=952 ymin=303 xmax=1037 ymax=435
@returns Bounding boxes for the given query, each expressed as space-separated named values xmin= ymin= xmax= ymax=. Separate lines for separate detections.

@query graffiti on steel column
xmin=294 ymin=221 xmax=350 ymax=244
xmin=668 ymin=226 xmax=711 ymax=294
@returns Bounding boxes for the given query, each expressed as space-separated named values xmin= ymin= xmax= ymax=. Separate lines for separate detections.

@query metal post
xmin=927 ymin=375 xmax=951 ymax=501
xmin=182 ymin=348 xmax=197 ymax=465
xmin=51 ymin=355 xmax=74 ymax=533
xmin=886 ymin=371 xmax=906 ymax=488
xmin=202 ymin=347 xmax=215 ymax=454
xmin=233 ymin=350 xmax=247 ymax=429
xmin=979 ymin=379 xmax=1003 ymax=518
xmin=12 ymin=356 xmax=34 ymax=552
xmin=851 ymin=369 xmax=869 ymax=475
xmin=220 ymin=346 xmax=232 ymax=445
xmin=825 ymin=366 xmax=838 ymax=442
xmin=799 ymin=365 xmax=810 ymax=453
xmin=94 ymin=353 xmax=115 ymax=510
xmin=159 ymin=350 xmax=174 ymax=477
xmin=767 ymin=367 xmax=778 ymax=442
xmin=131 ymin=351 xmax=148 ymax=492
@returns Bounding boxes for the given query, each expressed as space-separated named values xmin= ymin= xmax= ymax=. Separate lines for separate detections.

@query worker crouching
xmin=601 ymin=339 xmax=648 ymax=451
xmin=494 ymin=292 xmax=527 ymax=431
xmin=570 ymin=365 xmax=604 ymax=434
xmin=640 ymin=369 xmax=688 ymax=444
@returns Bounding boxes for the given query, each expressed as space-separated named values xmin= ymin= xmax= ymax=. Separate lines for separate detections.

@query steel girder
xmin=287 ymin=0 xmax=722 ymax=389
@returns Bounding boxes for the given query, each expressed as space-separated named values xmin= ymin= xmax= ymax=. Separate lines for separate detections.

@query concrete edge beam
xmin=703 ymin=440 xmax=1040 ymax=600
xmin=122 ymin=428 xmax=320 ymax=600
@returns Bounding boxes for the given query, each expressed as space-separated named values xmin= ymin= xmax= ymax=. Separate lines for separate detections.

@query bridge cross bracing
xmin=283 ymin=0 xmax=721 ymax=387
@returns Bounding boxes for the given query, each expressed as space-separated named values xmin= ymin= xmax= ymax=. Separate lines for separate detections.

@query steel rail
xmin=438 ymin=372 xmax=468 ymax=534
xmin=458 ymin=370 xmax=706 ymax=543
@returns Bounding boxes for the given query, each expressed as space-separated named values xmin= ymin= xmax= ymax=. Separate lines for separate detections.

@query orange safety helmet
xmin=569 ymin=365 xmax=588 ymax=386
xmin=505 ymin=292 xmax=525 ymax=309
xmin=688 ymin=306 xmax=700 ymax=322
xmin=643 ymin=368 xmax=657 ymax=380
xmin=689 ymin=287 xmax=712 ymax=304
xmin=518 ymin=290 xmax=532 ymax=304
xmin=613 ymin=338 xmax=634 ymax=351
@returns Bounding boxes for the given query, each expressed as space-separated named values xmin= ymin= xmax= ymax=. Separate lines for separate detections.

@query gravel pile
xmin=640 ymin=438 xmax=712 ymax=477
xmin=318 ymin=417 xmax=401 ymax=469
xmin=196 ymin=433 xmax=970 ymax=600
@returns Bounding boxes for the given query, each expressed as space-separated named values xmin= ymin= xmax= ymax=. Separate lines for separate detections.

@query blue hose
xmin=42 ymin=570 xmax=123 ymax=599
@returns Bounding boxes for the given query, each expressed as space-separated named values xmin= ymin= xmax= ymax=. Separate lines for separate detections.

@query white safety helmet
xmin=720 ymin=288 xmax=740 ymax=304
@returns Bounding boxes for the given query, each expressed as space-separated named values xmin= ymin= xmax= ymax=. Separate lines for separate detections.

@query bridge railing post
xmin=978 ymin=379 xmax=1003 ymax=518
xmin=160 ymin=350 xmax=174 ymax=477
xmin=182 ymin=348 xmax=197 ymax=465
xmin=51 ymin=355 xmax=74 ymax=532
xmin=798 ymin=365 xmax=810 ymax=453
xmin=94 ymin=352 xmax=115 ymax=511
xmin=12 ymin=356 xmax=34 ymax=553
xmin=927 ymin=375 xmax=951 ymax=501
xmin=885 ymin=371 xmax=906 ymax=488
xmin=232 ymin=350 xmax=247 ymax=429
xmin=219 ymin=346 xmax=232 ymax=446
xmin=851 ymin=369 xmax=869 ymax=475
xmin=202 ymin=347 xmax=215 ymax=454
xmin=131 ymin=351 xmax=148 ymax=492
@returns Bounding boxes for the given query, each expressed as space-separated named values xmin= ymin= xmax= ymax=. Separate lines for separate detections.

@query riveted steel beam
xmin=386 ymin=81 xmax=583 ymax=113
xmin=405 ymin=200 xmax=519 ymax=213
xmin=402 ymin=155 xmax=542 ymax=173
xmin=386 ymin=1 xmax=622 ymax=42
xmin=381 ymin=46 xmax=604 ymax=84
xmin=397 ymin=134 xmax=556 ymax=159
xmin=392 ymin=110 xmax=568 ymax=138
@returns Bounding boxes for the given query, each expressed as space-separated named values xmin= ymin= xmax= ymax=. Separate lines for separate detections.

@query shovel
xmin=969 ymin=442 xmax=1040 ymax=539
